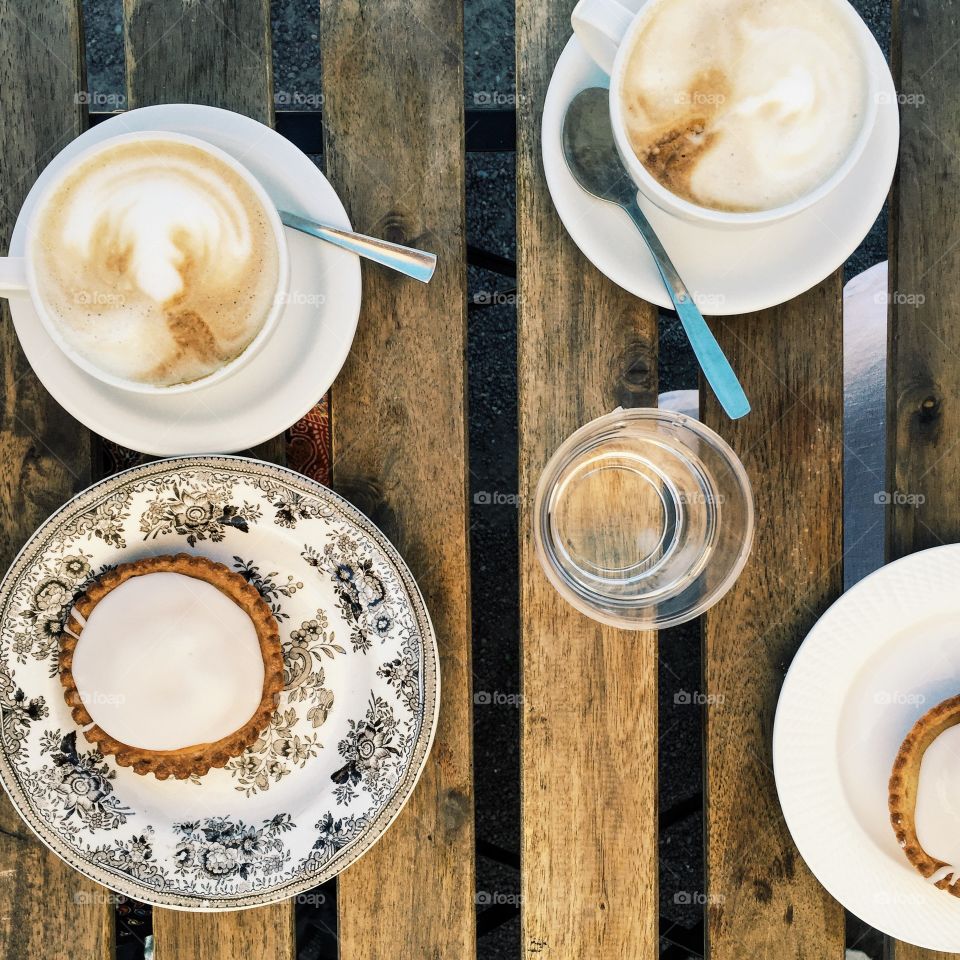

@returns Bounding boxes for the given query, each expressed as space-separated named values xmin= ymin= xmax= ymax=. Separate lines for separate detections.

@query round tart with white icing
xmin=889 ymin=694 xmax=960 ymax=895
xmin=58 ymin=553 xmax=283 ymax=780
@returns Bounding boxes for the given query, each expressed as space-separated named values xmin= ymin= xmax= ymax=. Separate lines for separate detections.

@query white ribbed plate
xmin=774 ymin=544 xmax=960 ymax=950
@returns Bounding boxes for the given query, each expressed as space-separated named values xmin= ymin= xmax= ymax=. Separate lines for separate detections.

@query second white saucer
xmin=542 ymin=14 xmax=900 ymax=316
xmin=8 ymin=104 xmax=362 ymax=456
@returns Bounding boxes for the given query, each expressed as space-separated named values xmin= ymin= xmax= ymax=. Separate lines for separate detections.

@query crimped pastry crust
xmin=889 ymin=693 xmax=960 ymax=896
xmin=58 ymin=553 xmax=283 ymax=780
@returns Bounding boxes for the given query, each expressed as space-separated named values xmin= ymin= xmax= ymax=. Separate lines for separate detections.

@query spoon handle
xmin=279 ymin=211 xmax=437 ymax=283
xmin=623 ymin=198 xmax=751 ymax=420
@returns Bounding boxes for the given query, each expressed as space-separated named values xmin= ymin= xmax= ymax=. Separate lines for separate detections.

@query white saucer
xmin=774 ymin=545 xmax=960 ymax=951
xmin=542 ymin=14 xmax=900 ymax=315
xmin=8 ymin=105 xmax=361 ymax=455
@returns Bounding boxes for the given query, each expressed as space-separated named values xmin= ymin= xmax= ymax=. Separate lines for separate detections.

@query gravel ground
xmin=80 ymin=2 xmax=894 ymax=958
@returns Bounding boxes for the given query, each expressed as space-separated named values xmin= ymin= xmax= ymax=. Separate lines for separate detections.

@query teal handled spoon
xmin=562 ymin=87 xmax=750 ymax=420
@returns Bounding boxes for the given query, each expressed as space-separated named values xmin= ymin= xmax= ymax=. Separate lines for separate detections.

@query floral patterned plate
xmin=0 ymin=457 xmax=438 ymax=910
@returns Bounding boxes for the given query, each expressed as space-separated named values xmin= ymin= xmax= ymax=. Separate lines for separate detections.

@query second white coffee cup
xmin=570 ymin=0 xmax=884 ymax=228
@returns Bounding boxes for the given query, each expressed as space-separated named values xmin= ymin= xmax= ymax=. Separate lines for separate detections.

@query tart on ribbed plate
xmin=889 ymin=694 xmax=960 ymax=895
xmin=58 ymin=553 xmax=283 ymax=780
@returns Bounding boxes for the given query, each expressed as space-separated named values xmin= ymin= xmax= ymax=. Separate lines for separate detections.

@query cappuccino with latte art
xmin=617 ymin=0 xmax=868 ymax=212
xmin=30 ymin=136 xmax=283 ymax=388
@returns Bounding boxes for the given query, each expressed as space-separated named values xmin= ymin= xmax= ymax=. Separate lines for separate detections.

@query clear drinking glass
xmin=533 ymin=408 xmax=754 ymax=629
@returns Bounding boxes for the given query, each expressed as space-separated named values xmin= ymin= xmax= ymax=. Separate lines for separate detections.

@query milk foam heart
xmin=619 ymin=0 xmax=868 ymax=212
xmin=68 ymin=572 xmax=265 ymax=751
xmin=30 ymin=139 xmax=281 ymax=387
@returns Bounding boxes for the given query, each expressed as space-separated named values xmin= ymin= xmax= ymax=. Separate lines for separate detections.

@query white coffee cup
xmin=0 ymin=131 xmax=290 ymax=394
xmin=571 ymin=0 xmax=882 ymax=228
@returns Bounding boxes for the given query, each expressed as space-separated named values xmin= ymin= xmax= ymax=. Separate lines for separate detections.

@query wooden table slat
xmin=701 ymin=287 xmax=846 ymax=958
xmin=887 ymin=0 xmax=960 ymax=957
xmin=516 ymin=3 xmax=660 ymax=956
xmin=896 ymin=948 xmax=960 ymax=960
xmin=122 ymin=1 xmax=293 ymax=955
xmin=0 ymin=3 xmax=113 ymax=958
xmin=318 ymin=1 xmax=477 ymax=957
xmin=123 ymin=0 xmax=285 ymax=467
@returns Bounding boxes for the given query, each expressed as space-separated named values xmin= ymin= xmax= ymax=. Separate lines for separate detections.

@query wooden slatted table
xmin=0 ymin=0 xmax=953 ymax=958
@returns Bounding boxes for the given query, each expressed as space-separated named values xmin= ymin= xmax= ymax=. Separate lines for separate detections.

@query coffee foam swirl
xmin=619 ymin=0 xmax=868 ymax=212
xmin=31 ymin=139 xmax=280 ymax=387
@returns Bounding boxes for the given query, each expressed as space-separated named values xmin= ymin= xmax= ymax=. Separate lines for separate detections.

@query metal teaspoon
xmin=562 ymin=87 xmax=750 ymax=420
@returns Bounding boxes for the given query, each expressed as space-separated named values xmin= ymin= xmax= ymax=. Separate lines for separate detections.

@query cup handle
xmin=0 ymin=257 xmax=28 ymax=296
xmin=571 ymin=0 xmax=637 ymax=75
